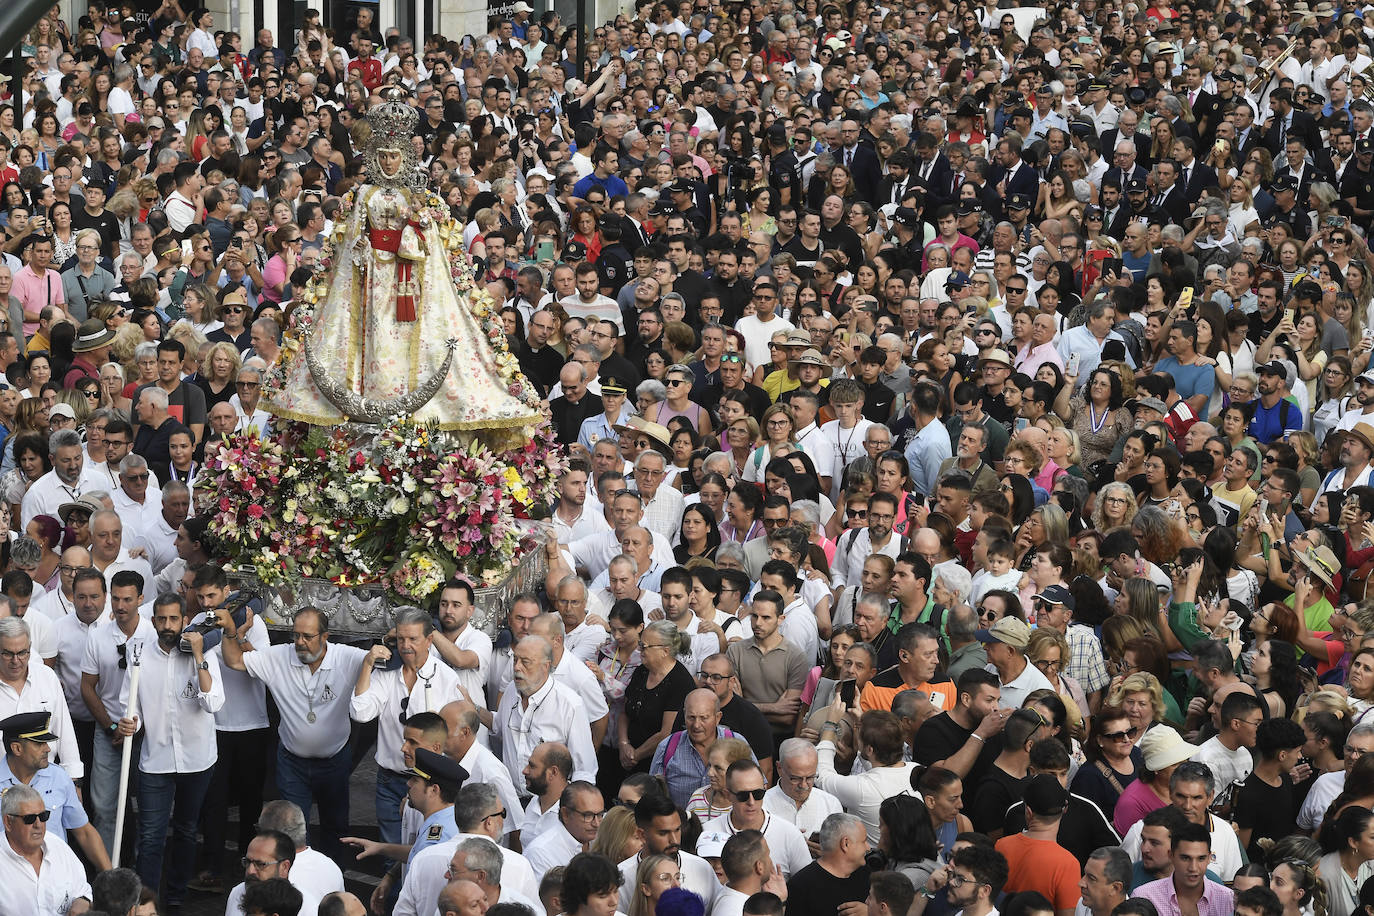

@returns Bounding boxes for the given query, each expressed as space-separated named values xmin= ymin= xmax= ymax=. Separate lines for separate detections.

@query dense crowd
xmin=14 ymin=2 xmax=1374 ymax=916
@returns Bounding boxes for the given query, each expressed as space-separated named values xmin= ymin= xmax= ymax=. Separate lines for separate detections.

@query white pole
xmin=112 ymin=648 xmax=142 ymax=866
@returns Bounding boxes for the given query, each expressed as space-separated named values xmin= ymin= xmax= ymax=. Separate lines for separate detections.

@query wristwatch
xmin=198 ymin=660 xmax=210 ymax=671
xmin=107 ymin=722 xmax=118 ymax=733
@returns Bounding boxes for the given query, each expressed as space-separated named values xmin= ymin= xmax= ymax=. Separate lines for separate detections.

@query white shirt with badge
xmin=210 ymin=613 xmax=270 ymax=732
xmin=127 ymin=640 xmax=225 ymax=774
xmin=350 ymin=652 xmax=461 ymax=773
xmin=242 ymin=642 xmax=369 ymax=759
xmin=0 ymin=831 xmax=91 ymax=916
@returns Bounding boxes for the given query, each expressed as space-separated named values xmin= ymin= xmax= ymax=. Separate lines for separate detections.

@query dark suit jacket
xmin=912 ymin=153 xmax=955 ymax=206
xmin=1179 ymin=161 xmax=1219 ymax=198
xmin=836 ymin=144 xmax=883 ymax=203
xmin=1102 ymin=164 xmax=1148 ymax=190
xmin=1264 ymin=110 xmax=1322 ymax=156
xmin=986 ymin=159 xmax=1038 ymax=213
xmin=1099 ymin=128 xmax=1151 ymax=168
xmin=1155 ymin=184 xmax=1191 ymax=224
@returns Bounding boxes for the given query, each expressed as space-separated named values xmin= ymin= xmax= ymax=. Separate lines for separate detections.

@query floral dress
xmin=593 ymin=638 xmax=642 ymax=749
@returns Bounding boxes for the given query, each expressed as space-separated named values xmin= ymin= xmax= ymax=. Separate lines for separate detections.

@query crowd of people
xmin=17 ymin=1 xmax=1374 ymax=916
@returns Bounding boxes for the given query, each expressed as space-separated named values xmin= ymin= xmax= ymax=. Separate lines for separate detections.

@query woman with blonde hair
xmin=1027 ymin=627 xmax=1089 ymax=727
xmin=628 ymin=854 xmax=681 ymax=916
xmin=1092 ymin=481 xmax=1139 ymax=530
xmin=196 ymin=341 xmax=241 ymax=409
xmin=589 ymin=805 xmax=642 ymax=862
xmin=1106 ymin=671 xmax=1170 ymax=740
xmin=687 ymin=736 xmax=754 ymax=822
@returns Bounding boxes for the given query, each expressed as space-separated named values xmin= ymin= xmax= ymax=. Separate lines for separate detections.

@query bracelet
xmin=970 ymin=733 xmax=984 ymax=742
xmin=823 ymin=720 xmax=840 ymax=731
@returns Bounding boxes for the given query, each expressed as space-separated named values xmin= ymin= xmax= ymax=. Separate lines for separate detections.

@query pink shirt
xmin=1134 ymin=876 xmax=1234 ymax=916
xmin=12 ymin=265 xmax=63 ymax=337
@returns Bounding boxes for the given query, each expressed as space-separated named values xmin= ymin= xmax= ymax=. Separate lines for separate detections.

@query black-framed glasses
xmin=697 ymin=671 xmax=730 ymax=683
xmin=567 ymin=807 xmax=605 ymax=822
xmin=482 ymin=808 xmax=507 ymax=821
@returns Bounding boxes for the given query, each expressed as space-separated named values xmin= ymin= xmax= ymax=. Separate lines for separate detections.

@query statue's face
xmin=378 ymin=147 xmax=403 ymax=177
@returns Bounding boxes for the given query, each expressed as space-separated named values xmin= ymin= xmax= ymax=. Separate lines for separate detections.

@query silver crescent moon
xmin=303 ymin=335 xmax=459 ymax=424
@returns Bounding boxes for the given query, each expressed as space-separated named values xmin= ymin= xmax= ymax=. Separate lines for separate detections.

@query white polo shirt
xmin=242 ymin=642 xmax=369 ymax=759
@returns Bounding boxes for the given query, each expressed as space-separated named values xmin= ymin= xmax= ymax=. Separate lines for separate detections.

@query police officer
xmin=890 ymin=206 xmax=925 ymax=273
xmin=766 ymin=123 xmax=803 ymax=209
xmin=667 ymin=180 xmax=708 ymax=238
xmin=0 ymin=712 xmax=110 ymax=868
xmin=405 ymin=747 xmax=468 ymax=867
xmin=597 ymin=218 xmax=632 ymax=298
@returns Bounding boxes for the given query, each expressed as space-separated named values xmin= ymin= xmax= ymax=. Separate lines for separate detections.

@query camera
xmin=178 ymin=602 xmax=251 ymax=653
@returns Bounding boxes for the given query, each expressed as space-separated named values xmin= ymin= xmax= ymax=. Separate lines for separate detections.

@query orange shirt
xmin=859 ymin=667 xmax=957 ymax=713
xmin=995 ymin=832 xmax=1082 ymax=912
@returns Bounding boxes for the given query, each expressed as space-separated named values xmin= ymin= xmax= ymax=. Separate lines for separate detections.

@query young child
xmin=970 ymin=538 xmax=1022 ymax=605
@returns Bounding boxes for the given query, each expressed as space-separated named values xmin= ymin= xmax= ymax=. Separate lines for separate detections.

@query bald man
xmin=438 ymin=701 xmax=521 ymax=844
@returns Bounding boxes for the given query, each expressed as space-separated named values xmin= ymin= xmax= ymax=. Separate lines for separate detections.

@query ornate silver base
xmin=228 ymin=545 xmax=547 ymax=638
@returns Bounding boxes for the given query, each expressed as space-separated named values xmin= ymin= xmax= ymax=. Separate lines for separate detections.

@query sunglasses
xmin=732 ymin=788 xmax=767 ymax=802
xmin=10 ymin=810 xmax=51 ymax=824
xmin=721 ymin=354 xmax=743 ymax=364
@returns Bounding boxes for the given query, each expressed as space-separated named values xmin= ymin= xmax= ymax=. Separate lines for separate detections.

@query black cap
xmin=1271 ymin=174 xmax=1295 ymax=193
xmin=407 ymin=747 xmax=470 ymax=793
xmin=563 ymin=240 xmax=588 ymax=261
xmin=1068 ymin=119 xmax=1095 ymax=138
xmin=1126 ymin=176 xmax=1148 ymax=193
xmin=766 ymin=123 xmax=788 ymax=143
xmin=667 ymin=179 xmax=695 ymax=196
xmin=1216 ymin=70 xmax=1237 ymax=83
xmin=650 ymin=198 xmax=675 ymax=215
xmin=957 ymin=200 xmax=983 ymax=216
xmin=0 ymin=712 xmax=58 ymax=746
xmin=1025 ymin=773 xmax=1070 ymax=816
xmin=1127 ymin=87 xmax=1148 ymax=105
xmin=1007 ymin=192 xmax=1032 ymax=210
xmin=893 ymin=206 xmax=920 ymax=228
xmin=1359 ymin=138 xmax=1373 ymax=153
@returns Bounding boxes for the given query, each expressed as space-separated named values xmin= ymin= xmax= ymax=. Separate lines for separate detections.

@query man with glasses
xmin=1299 ymin=722 xmax=1374 ymax=831
xmin=0 ymin=783 xmax=91 ymax=916
xmin=0 ymin=710 xmax=107 ymax=868
xmin=704 ymin=758 xmax=810 ymax=878
xmin=914 ymin=844 xmax=1006 ymax=916
xmin=763 ymin=737 xmax=843 ymax=848
xmin=60 ymin=235 xmax=115 ymax=322
xmin=691 ymin=652 xmax=776 ymax=780
xmin=225 ymin=829 xmax=319 ymax=916
xmin=523 ymin=780 xmax=604 ymax=880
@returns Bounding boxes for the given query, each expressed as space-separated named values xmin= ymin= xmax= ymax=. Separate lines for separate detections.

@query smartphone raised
xmin=838 ymin=679 xmax=857 ymax=707
xmin=536 ymin=240 xmax=554 ymax=261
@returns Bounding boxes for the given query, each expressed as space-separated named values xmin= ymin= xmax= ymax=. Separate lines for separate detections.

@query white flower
xmin=385 ymin=496 xmax=411 ymax=515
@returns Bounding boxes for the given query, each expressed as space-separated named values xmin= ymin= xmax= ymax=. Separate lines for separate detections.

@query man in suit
xmin=1172 ymin=137 xmax=1218 ymax=199
xmin=835 ymin=117 xmax=882 ymax=203
xmin=1184 ymin=63 xmax=1220 ymax=141
xmin=1099 ymin=108 xmax=1149 ymax=169
xmin=1264 ymin=88 xmax=1322 ymax=157
xmin=1276 ymin=136 xmax=1333 ymax=198
xmin=986 ymin=135 xmax=1038 ymax=219
xmin=911 ymin=132 xmax=954 ymax=206
xmin=878 ymin=150 xmax=916 ymax=208
xmin=1232 ymin=99 xmax=1264 ymax=163
xmin=1151 ymin=158 xmax=1190 ymax=224
xmin=1103 ymin=138 xmax=1149 ymax=190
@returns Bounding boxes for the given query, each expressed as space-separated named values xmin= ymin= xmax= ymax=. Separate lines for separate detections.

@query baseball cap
xmin=1033 ymin=584 xmax=1076 ymax=610
xmin=975 ymin=616 xmax=1031 ymax=648
xmin=1025 ymin=774 xmax=1070 ymax=817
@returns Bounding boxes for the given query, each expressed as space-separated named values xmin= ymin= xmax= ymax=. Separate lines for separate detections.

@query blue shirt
xmin=408 ymin=806 xmax=458 ymax=865
xmin=904 ymin=416 xmax=953 ymax=498
xmin=1123 ymin=250 xmax=1152 ymax=280
xmin=573 ymin=173 xmax=629 ymax=200
xmin=0 ymin=756 xmax=87 ymax=842
xmin=649 ymin=725 xmax=753 ymax=809
xmin=1248 ymin=396 xmax=1303 ymax=444
xmin=1153 ymin=356 xmax=1216 ymax=405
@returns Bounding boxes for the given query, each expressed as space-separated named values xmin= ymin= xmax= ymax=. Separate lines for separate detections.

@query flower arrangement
xmin=199 ymin=417 xmax=566 ymax=602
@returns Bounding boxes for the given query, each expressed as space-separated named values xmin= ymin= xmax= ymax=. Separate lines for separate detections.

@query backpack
xmin=661 ymin=726 xmax=736 ymax=771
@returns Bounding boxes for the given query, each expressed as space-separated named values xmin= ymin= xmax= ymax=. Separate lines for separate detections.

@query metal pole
xmin=575 ymin=0 xmax=586 ymax=80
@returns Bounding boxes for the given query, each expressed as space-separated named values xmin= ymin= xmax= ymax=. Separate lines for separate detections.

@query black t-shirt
xmin=780 ymin=236 xmax=824 ymax=271
xmin=967 ymin=764 xmax=1025 ymax=835
xmin=1002 ymin=794 xmax=1122 ymax=866
xmin=1234 ymin=771 xmax=1297 ymax=861
xmin=133 ymin=381 xmax=206 ymax=437
xmin=768 ymin=149 xmax=803 ymax=207
xmin=912 ymin=711 xmax=996 ymax=787
xmin=783 ymin=863 xmax=870 ymax=916
xmin=624 ymin=662 xmax=696 ymax=748
xmin=819 ymin=223 xmax=864 ymax=272
xmin=1247 ymin=308 xmax=1284 ymax=347
xmin=71 ymin=206 xmax=121 ymax=260
xmin=860 ymin=380 xmax=896 ymax=424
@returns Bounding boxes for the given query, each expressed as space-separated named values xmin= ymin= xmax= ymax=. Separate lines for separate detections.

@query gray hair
xmin=555 ymin=574 xmax=587 ymax=599
xmin=634 ymin=449 xmax=666 ymax=472
xmin=817 ymin=813 xmax=866 ymax=852
xmin=139 ymin=386 xmax=170 ymax=411
xmin=857 ymin=593 xmax=890 ymax=617
xmin=10 ymin=537 xmax=41 ymax=569
xmin=644 ymin=620 xmax=683 ymax=656
xmin=257 ymin=800 xmax=308 ymax=848
xmin=934 ymin=565 xmax=972 ymax=604
xmin=1351 ymin=724 xmax=1374 ymax=743
xmin=702 ymin=452 xmax=733 ymax=476
xmin=0 ymin=783 xmax=40 ymax=814
xmin=454 ymin=783 xmax=501 ymax=832
xmin=636 ymin=379 xmax=667 ymax=403
xmin=134 ymin=341 xmax=159 ymax=362
xmin=119 ymin=453 xmax=149 ymax=474
xmin=1171 ymin=760 xmax=1217 ymax=795
xmin=100 ymin=362 xmax=125 ymax=383
xmin=778 ymin=737 xmax=818 ymax=766
xmin=529 ymin=613 xmax=566 ymax=641
xmin=1160 ymin=225 xmax=1184 ymax=244
xmin=715 ymin=541 xmax=746 ymax=568
xmin=393 ymin=606 xmax=434 ymax=635
xmin=790 ymin=500 xmax=820 ymax=531
xmin=90 ymin=868 xmax=142 ymax=916
xmin=48 ymin=429 xmax=82 ymax=454
xmin=456 ymin=836 xmax=504 ymax=883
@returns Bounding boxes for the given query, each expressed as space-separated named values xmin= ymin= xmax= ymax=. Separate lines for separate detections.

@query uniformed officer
xmin=0 ymin=712 xmax=110 ymax=868
xmin=578 ymin=376 xmax=632 ymax=452
xmin=766 ymin=123 xmax=803 ymax=209
xmin=667 ymin=180 xmax=709 ymax=238
xmin=891 ymin=206 xmax=925 ymax=273
xmin=1345 ymin=138 xmax=1374 ymax=230
xmin=1121 ymin=175 xmax=1166 ymax=228
xmin=597 ymin=218 xmax=632 ymax=297
xmin=405 ymin=747 xmax=468 ymax=866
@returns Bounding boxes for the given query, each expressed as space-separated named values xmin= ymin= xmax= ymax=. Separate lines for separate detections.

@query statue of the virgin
xmin=263 ymin=88 xmax=540 ymax=431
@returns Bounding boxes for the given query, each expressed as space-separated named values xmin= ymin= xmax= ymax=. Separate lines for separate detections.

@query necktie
xmin=845 ymin=147 xmax=853 ymax=168
xmin=1181 ymin=166 xmax=1190 ymax=189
